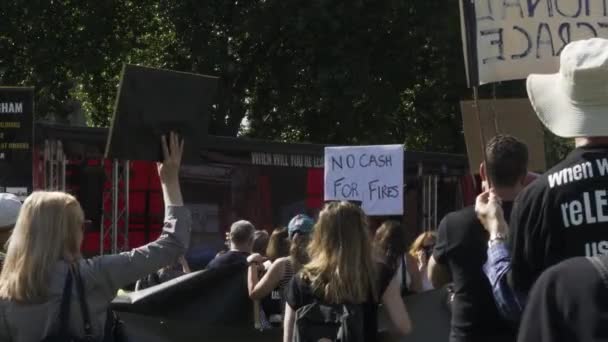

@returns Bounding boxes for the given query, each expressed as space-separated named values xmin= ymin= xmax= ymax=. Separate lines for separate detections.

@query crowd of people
xmin=1 ymin=37 xmax=608 ymax=341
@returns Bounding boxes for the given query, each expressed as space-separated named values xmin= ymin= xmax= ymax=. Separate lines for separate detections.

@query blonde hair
xmin=301 ymin=201 xmax=377 ymax=304
xmin=408 ymin=231 xmax=436 ymax=257
xmin=0 ymin=192 xmax=84 ymax=303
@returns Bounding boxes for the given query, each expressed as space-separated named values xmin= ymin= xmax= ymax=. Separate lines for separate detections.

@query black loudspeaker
xmin=78 ymin=164 xmax=105 ymax=231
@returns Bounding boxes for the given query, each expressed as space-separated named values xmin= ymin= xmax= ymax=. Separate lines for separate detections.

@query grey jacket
xmin=0 ymin=205 xmax=191 ymax=342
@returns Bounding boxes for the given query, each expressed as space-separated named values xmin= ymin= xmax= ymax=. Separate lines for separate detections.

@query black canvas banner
xmin=0 ymin=87 xmax=34 ymax=199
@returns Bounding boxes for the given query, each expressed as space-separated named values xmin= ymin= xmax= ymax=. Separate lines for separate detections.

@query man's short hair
xmin=486 ymin=134 xmax=529 ymax=188
xmin=230 ymin=220 xmax=255 ymax=245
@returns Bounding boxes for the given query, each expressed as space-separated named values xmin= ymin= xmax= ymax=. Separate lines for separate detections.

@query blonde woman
xmin=0 ymin=133 xmax=190 ymax=341
xmin=409 ymin=231 xmax=437 ymax=291
xmin=283 ymin=202 xmax=412 ymax=342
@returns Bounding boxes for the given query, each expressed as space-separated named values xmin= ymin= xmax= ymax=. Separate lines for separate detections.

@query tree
xmin=1 ymin=0 xmax=481 ymax=154
xmin=0 ymin=1 xmax=172 ymax=125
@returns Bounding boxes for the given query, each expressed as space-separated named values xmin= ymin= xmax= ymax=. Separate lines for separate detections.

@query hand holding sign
xmin=324 ymin=145 xmax=404 ymax=216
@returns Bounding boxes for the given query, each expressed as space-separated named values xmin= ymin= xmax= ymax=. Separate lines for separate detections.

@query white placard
xmin=324 ymin=145 xmax=404 ymax=216
xmin=467 ymin=0 xmax=608 ymax=85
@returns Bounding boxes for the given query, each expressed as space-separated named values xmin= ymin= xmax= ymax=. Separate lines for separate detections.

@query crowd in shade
xmin=1 ymin=37 xmax=608 ymax=342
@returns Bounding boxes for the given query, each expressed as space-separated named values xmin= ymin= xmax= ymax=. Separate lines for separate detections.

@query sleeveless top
xmin=262 ymin=258 xmax=296 ymax=325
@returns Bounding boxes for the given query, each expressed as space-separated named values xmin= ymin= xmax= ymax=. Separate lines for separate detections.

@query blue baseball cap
xmin=288 ymin=214 xmax=314 ymax=239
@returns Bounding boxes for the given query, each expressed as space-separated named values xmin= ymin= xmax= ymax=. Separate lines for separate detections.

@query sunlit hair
xmin=289 ymin=233 xmax=310 ymax=272
xmin=302 ymin=201 xmax=377 ymax=304
xmin=266 ymin=227 xmax=289 ymax=261
xmin=408 ymin=231 xmax=436 ymax=257
xmin=374 ymin=220 xmax=408 ymax=271
xmin=0 ymin=192 xmax=84 ymax=303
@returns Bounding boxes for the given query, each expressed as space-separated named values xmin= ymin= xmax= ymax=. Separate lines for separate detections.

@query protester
xmin=374 ymin=220 xmax=422 ymax=294
xmin=477 ymin=192 xmax=608 ymax=342
xmin=206 ymin=220 xmax=255 ymax=270
xmin=253 ymin=230 xmax=270 ymax=256
xmin=283 ymin=201 xmax=411 ymax=342
xmin=480 ymin=38 xmax=608 ymax=323
xmin=0 ymin=132 xmax=190 ymax=341
xmin=429 ymin=134 xmax=528 ymax=342
xmin=248 ymin=215 xmax=314 ymax=327
xmin=409 ymin=231 xmax=436 ymax=291
xmin=0 ymin=193 xmax=21 ymax=269
xmin=517 ymin=255 xmax=608 ymax=342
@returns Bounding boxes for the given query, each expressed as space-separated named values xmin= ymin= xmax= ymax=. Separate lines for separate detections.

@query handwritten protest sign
xmin=460 ymin=0 xmax=608 ymax=85
xmin=324 ymin=145 xmax=404 ymax=216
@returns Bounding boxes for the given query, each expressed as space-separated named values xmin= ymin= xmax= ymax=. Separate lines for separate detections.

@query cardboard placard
xmin=324 ymin=145 xmax=404 ymax=216
xmin=461 ymin=98 xmax=546 ymax=173
xmin=460 ymin=0 xmax=608 ymax=85
xmin=105 ymin=65 xmax=218 ymax=162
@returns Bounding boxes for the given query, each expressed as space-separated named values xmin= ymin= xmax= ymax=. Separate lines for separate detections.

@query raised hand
xmin=158 ymin=132 xmax=184 ymax=206
xmin=158 ymin=132 xmax=184 ymax=184
xmin=475 ymin=190 xmax=507 ymax=236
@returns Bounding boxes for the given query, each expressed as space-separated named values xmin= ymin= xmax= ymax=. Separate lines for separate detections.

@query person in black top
xmin=429 ymin=134 xmax=529 ymax=342
xmin=480 ymin=38 xmax=608 ymax=322
xmin=517 ymin=256 xmax=608 ymax=342
xmin=284 ymin=201 xmax=411 ymax=342
xmin=207 ymin=220 xmax=255 ymax=270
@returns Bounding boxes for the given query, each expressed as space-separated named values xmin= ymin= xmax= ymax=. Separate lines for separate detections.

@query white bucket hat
xmin=0 ymin=193 xmax=21 ymax=230
xmin=527 ymin=38 xmax=608 ymax=138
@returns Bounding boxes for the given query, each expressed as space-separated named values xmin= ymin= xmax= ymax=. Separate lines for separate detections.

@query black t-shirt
xmin=518 ymin=257 xmax=608 ymax=342
xmin=434 ymin=204 xmax=515 ymax=342
xmin=286 ymin=263 xmax=393 ymax=342
xmin=509 ymin=146 xmax=608 ymax=294
xmin=206 ymin=250 xmax=250 ymax=270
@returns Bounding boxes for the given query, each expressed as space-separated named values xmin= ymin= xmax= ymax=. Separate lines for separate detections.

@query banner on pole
xmin=0 ymin=87 xmax=34 ymax=199
xmin=324 ymin=145 xmax=404 ymax=216
xmin=460 ymin=0 xmax=608 ymax=86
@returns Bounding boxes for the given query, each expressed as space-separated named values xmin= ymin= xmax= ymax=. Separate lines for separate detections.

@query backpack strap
xmin=71 ymin=263 xmax=94 ymax=338
xmin=400 ymin=255 xmax=410 ymax=296
xmin=56 ymin=267 xmax=74 ymax=336
xmin=588 ymin=256 xmax=608 ymax=289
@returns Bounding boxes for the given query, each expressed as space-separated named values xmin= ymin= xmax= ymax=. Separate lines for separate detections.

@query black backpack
xmin=293 ymin=300 xmax=366 ymax=342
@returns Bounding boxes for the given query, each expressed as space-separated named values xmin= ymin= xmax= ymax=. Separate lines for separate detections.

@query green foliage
xmin=1 ymin=0 xmax=472 ymax=153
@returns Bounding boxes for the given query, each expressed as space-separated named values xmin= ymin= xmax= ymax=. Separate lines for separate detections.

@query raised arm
xmin=248 ymin=255 xmax=285 ymax=300
xmin=477 ymin=191 xmax=526 ymax=322
xmin=86 ymin=132 xmax=191 ymax=294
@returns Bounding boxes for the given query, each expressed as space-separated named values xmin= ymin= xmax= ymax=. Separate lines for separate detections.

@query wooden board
xmin=105 ymin=65 xmax=218 ymax=162
xmin=461 ymin=98 xmax=546 ymax=173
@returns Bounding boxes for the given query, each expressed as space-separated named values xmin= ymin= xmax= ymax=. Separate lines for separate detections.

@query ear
xmin=479 ymin=163 xmax=486 ymax=182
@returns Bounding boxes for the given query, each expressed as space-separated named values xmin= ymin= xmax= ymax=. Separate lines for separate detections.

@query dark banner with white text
xmin=0 ymin=87 xmax=34 ymax=199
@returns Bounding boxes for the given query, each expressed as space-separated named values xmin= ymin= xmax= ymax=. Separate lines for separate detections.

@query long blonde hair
xmin=301 ymin=201 xmax=377 ymax=304
xmin=0 ymin=192 xmax=84 ymax=303
xmin=408 ymin=231 xmax=436 ymax=257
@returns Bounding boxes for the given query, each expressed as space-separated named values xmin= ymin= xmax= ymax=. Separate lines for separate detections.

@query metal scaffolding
xmin=100 ymin=159 xmax=130 ymax=255
xmin=421 ymin=174 xmax=439 ymax=231
xmin=43 ymin=139 xmax=66 ymax=191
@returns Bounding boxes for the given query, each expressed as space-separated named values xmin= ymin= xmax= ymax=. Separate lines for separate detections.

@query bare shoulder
xmin=273 ymin=257 xmax=291 ymax=268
